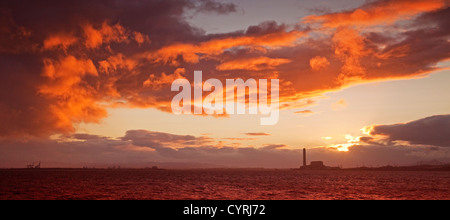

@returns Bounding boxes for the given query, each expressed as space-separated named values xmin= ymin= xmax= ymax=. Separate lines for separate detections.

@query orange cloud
xmin=83 ymin=22 xmax=124 ymax=48
xmin=99 ymin=53 xmax=137 ymax=74
xmin=39 ymin=56 xmax=106 ymax=133
xmin=82 ymin=22 xmax=148 ymax=49
xmin=303 ymin=0 xmax=446 ymax=27
xmin=294 ymin=110 xmax=314 ymax=115
xmin=133 ymin=31 xmax=150 ymax=45
xmin=142 ymin=30 xmax=304 ymax=65
xmin=40 ymin=56 xmax=98 ymax=88
xmin=332 ymin=28 xmax=367 ymax=84
xmin=217 ymin=57 xmax=291 ymax=71
xmin=310 ymin=56 xmax=330 ymax=71
xmin=143 ymin=68 xmax=186 ymax=90
xmin=375 ymin=45 xmax=411 ymax=60
xmin=244 ymin=133 xmax=271 ymax=136
xmin=43 ymin=33 xmax=78 ymax=51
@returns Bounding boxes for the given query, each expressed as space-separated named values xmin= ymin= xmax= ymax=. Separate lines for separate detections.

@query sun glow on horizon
xmin=328 ymin=134 xmax=362 ymax=152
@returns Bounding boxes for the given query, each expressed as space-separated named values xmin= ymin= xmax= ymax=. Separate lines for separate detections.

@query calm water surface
xmin=1 ymin=169 xmax=449 ymax=200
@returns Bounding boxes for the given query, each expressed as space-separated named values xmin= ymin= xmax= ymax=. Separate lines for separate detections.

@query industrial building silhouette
xmin=300 ymin=148 xmax=340 ymax=170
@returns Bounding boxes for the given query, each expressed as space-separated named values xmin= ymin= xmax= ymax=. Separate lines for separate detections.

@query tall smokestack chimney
xmin=303 ymin=148 xmax=306 ymax=167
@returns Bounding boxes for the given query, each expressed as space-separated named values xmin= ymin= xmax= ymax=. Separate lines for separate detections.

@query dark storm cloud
xmin=367 ymin=115 xmax=450 ymax=147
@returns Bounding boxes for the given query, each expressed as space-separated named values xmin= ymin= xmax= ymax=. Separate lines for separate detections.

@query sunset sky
xmin=0 ymin=0 xmax=449 ymax=168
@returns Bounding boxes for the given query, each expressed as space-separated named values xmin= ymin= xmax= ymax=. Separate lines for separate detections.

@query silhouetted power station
xmin=303 ymin=148 xmax=306 ymax=167
xmin=300 ymin=148 xmax=340 ymax=170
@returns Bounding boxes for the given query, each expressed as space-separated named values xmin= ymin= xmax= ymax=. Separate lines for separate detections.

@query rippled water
xmin=1 ymin=169 xmax=449 ymax=200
